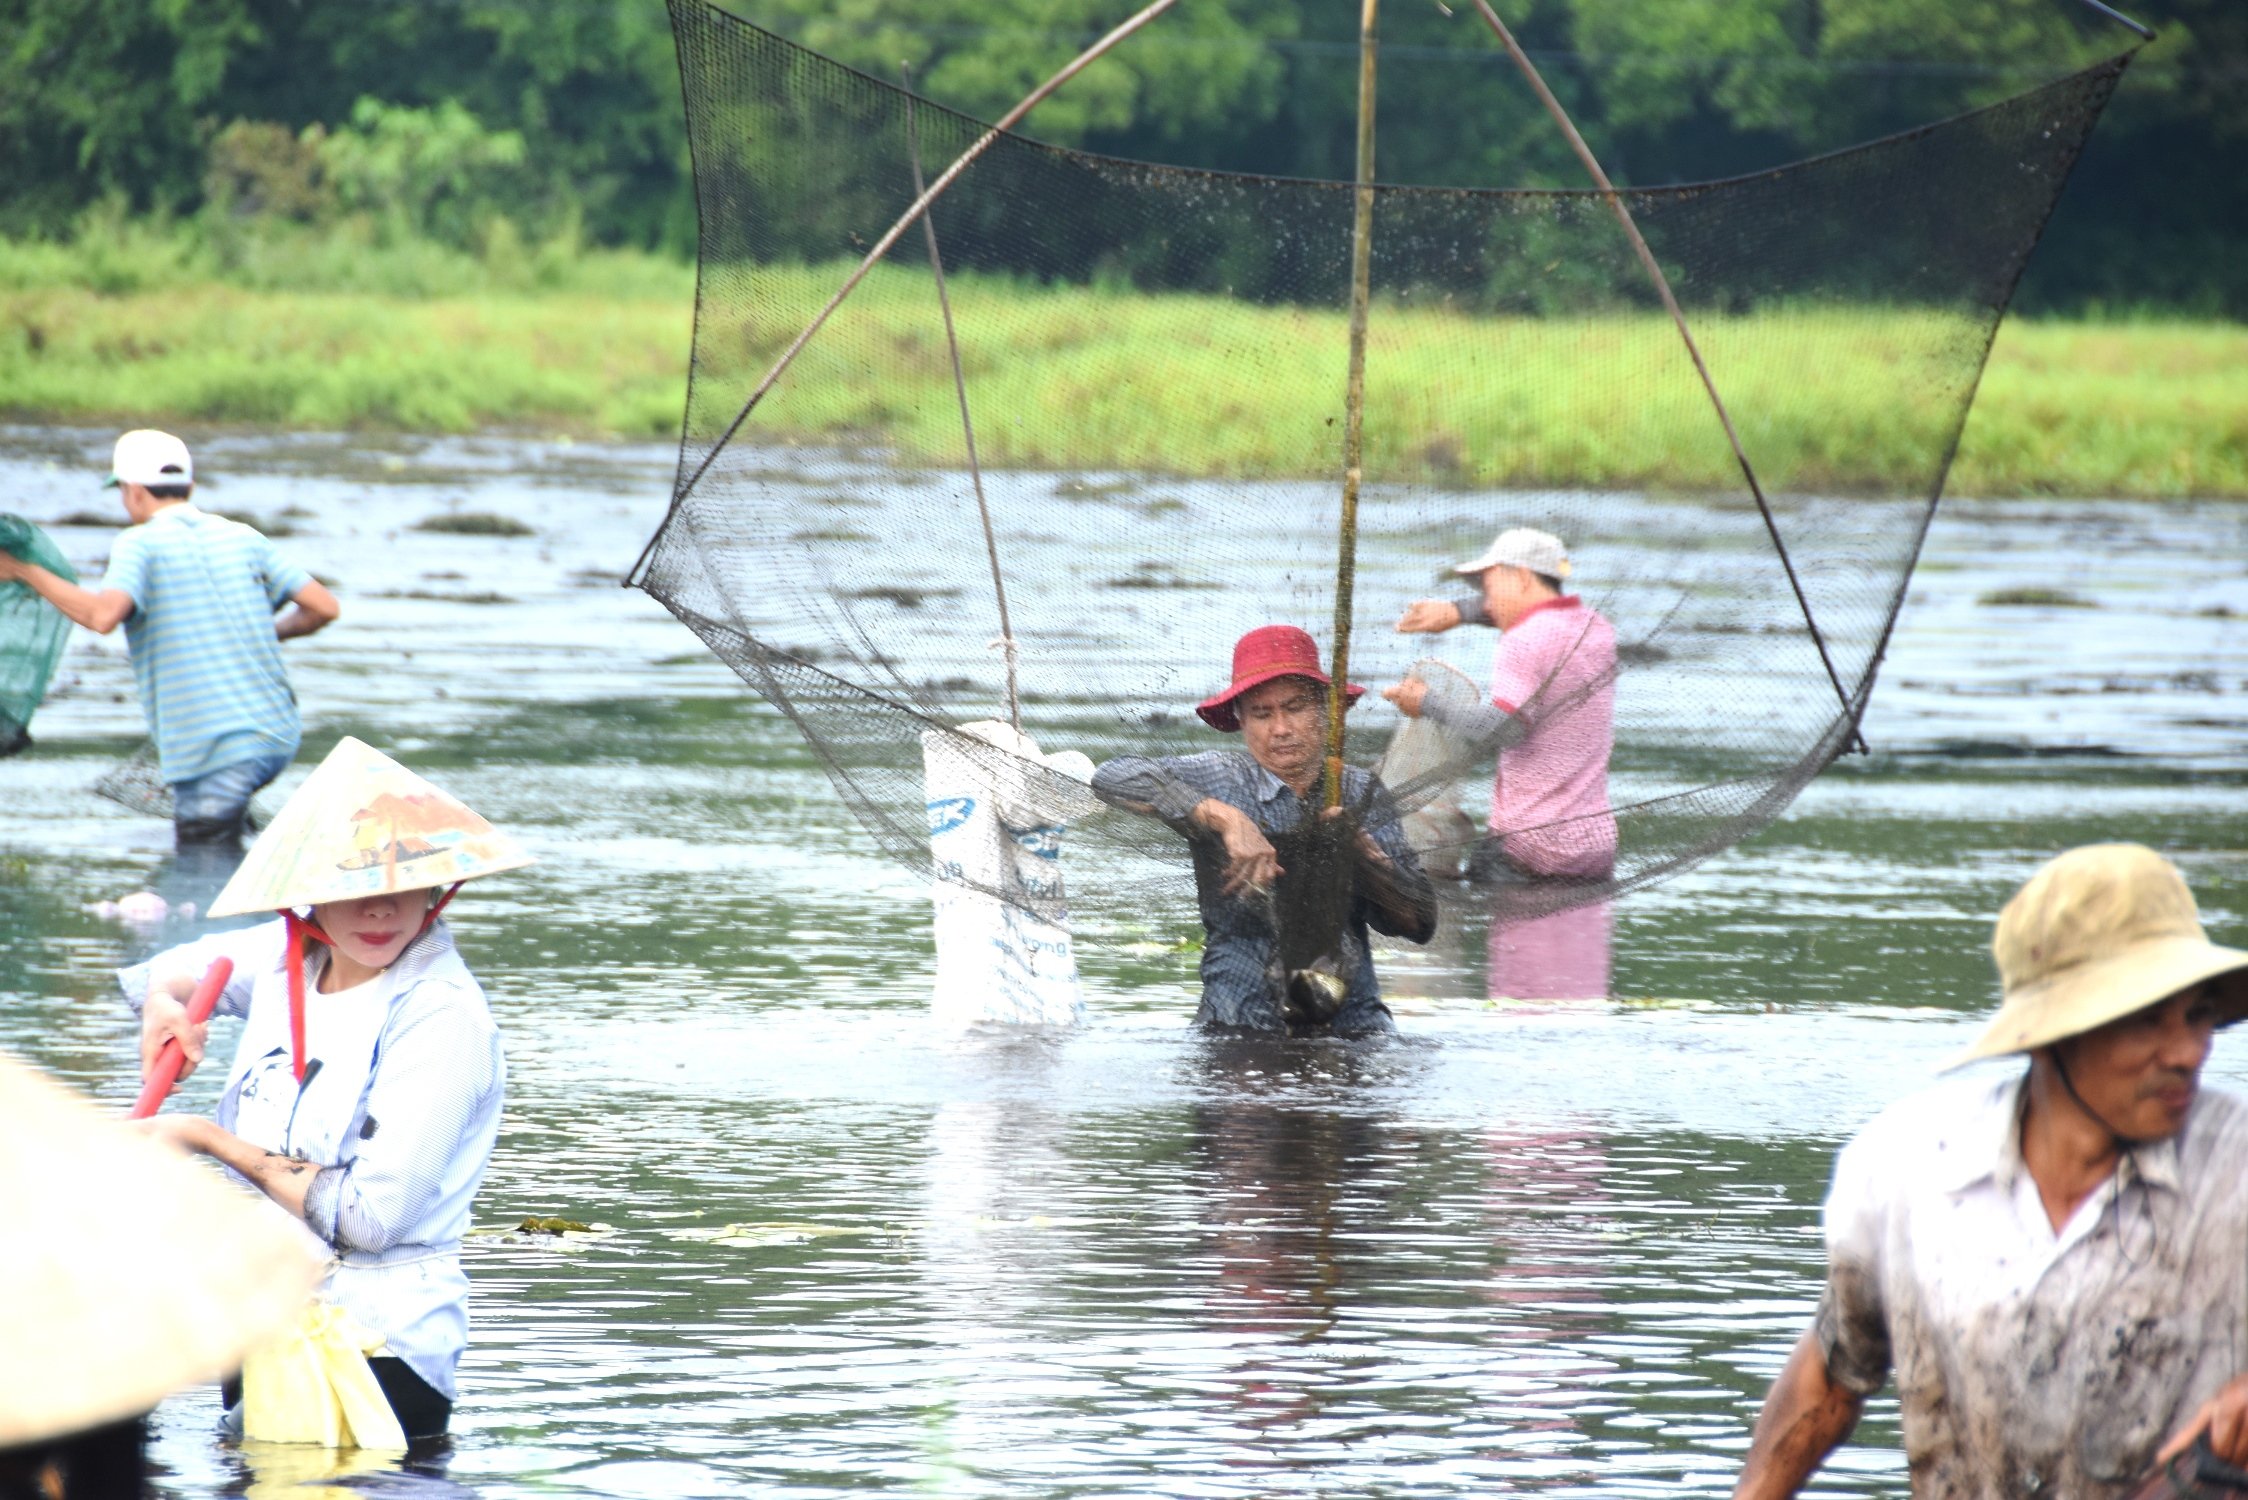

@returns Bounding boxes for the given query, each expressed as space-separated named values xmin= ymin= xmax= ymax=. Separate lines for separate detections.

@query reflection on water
xmin=1488 ymin=899 xmax=1614 ymax=1004
xmin=0 ymin=429 xmax=2243 ymax=1497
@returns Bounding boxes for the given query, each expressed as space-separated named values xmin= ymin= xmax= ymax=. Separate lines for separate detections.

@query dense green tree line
xmin=3 ymin=0 xmax=2241 ymax=311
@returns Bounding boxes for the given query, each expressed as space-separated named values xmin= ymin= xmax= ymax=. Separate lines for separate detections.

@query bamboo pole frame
xmin=901 ymin=66 xmax=1019 ymax=732
xmin=1323 ymin=0 xmax=1382 ymax=810
xmin=1466 ymin=0 xmax=1866 ymax=753
xmin=633 ymin=0 xmax=1181 ymax=583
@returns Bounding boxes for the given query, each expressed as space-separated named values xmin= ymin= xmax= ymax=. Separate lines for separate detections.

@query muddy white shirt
xmin=1817 ymin=1074 xmax=2248 ymax=1499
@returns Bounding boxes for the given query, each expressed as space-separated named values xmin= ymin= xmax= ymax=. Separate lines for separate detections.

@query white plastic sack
xmin=922 ymin=721 xmax=1100 ymax=1026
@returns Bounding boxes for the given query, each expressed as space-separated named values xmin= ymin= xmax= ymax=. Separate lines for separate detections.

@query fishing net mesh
xmin=0 ymin=516 xmax=76 ymax=757
xmin=636 ymin=1 xmax=2128 ymax=940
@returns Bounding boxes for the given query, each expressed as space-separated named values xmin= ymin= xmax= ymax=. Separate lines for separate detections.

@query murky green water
xmin=2 ymin=428 xmax=2244 ymax=1497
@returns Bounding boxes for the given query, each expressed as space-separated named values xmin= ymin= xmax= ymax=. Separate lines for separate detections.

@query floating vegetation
xmin=791 ymin=528 xmax=875 ymax=543
xmin=847 ymin=585 xmax=959 ymax=609
xmin=1053 ymin=476 xmax=1138 ymax=500
xmin=517 ymin=1216 xmax=592 ymax=1234
xmin=1978 ymin=586 xmax=2098 ymax=608
xmin=413 ymin=511 xmax=535 ymax=537
xmin=467 ymin=1216 xmax=615 ymax=1247
xmin=667 ymin=1221 xmax=883 ymax=1249
xmin=1104 ymin=562 xmax=1218 ymax=591
xmin=1616 ymin=640 xmax=1671 ymax=666
xmin=1142 ymin=496 xmax=1188 ymax=516
xmin=369 ymin=588 xmax=517 ymax=605
xmin=566 ymin=567 xmax=615 ymax=588
xmin=49 ymin=510 xmax=118 ymax=527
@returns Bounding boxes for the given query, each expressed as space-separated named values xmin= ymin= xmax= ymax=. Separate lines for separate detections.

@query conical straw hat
xmin=0 ymin=1050 xmax=323 ymax=1444
xmin=1948 ymin=843 xmax=2248 ymax=1068
xmin=209 ymin=736 xmax=534 ymax=918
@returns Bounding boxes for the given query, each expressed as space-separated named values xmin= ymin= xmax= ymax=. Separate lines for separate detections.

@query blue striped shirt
xmin=102 ymin=505 xmax=311 ymax=783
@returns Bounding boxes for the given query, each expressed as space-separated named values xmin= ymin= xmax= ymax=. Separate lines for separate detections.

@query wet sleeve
xmin=1091 ymin=754 xmax=1214 ymax=828
xmin=303 ymin=983 xmax=501 ymax=1254
xmin=1417 ymin=666 xmax=1526 ymax=750
xmin=117 ymin=919 xmax=283 ymax=1021
xmin=256 ymin=533 xmax=314 ymax=610
xmin=1813 ymin=1129 xmax=1895 ymax=1395
xmin=1357 ymin=780 xmax=1439 ymax=943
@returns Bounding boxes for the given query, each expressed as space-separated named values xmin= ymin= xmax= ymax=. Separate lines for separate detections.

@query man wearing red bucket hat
xmin=1091 ymin=625 xmax=1437 ymax=1034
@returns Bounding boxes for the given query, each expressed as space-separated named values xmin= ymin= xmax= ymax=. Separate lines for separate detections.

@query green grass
xmin=2 ymin=227 xmax=2243 ymax=498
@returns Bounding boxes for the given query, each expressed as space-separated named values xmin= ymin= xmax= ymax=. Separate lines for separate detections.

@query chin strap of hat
xmin=421 ymin=882 xmax=463 ymax=934
xmin=280 ymin=883 xmax=462 ymax=1085
xmin=2049 ymin=1046 xmax=2158 ymax=1152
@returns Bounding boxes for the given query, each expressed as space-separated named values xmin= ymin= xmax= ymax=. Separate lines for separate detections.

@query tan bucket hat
xmin=1949 ymin=843 xmax=2248 ymax=1068
xmin=0 ymin=1050 xmax=322 ymax=1445
xmin=209 ymin=736 xmax=534 ymax=918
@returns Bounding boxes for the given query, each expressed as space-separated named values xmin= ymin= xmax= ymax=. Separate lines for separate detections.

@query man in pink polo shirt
xmin=1382 ymin=528 xmax=1618 ymax=883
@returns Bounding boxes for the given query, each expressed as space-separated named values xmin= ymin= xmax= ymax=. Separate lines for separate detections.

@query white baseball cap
xmin=105 ymin=429 xmax=194 ymax=490
xmin=1452 ymin=527 xmax=1571 ymax=580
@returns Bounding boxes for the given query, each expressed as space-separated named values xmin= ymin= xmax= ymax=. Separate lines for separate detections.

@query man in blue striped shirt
xmin=0 ymin=431 xmax=339 ymax=843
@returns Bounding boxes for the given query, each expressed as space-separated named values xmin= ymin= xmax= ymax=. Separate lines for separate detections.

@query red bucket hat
xmin=1195 ymin=625 xmax=1365 ymax=732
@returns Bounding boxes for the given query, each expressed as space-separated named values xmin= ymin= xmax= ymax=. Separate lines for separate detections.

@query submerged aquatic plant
xmin=413 ymin=511 xmax=534 ymax=537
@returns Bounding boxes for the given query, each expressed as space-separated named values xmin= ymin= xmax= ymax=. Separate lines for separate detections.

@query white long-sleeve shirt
xmin=120 ymin=917 xmax=504 ymax=1399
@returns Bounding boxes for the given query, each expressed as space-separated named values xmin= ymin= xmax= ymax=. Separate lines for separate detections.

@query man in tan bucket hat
xmin=1736 ymin=844 xmax=2248 ymax=1499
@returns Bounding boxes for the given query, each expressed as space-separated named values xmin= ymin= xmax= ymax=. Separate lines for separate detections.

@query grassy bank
xmin=3 ymin=228 xmax=2242 ymax=497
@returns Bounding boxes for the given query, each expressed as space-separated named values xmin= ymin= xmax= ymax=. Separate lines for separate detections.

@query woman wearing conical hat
xmin=121 ymin=736 xmax=533 ymax=1442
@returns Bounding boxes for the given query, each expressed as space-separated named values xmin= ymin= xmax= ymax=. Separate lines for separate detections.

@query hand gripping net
xmin=632 ymin=1 xmax=2129 ymax=937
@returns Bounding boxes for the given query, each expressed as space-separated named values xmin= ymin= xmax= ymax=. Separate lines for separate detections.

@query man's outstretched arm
xmin=1734 ymin=1328 xmax=1866 ymax=1500
xmin=0 ymin=555 xmax=132 ymax=634
xmin=1394 ymin=595 xmax=1493 ymax=634
xmin=276 ymin=578 xmax=340 ymax=639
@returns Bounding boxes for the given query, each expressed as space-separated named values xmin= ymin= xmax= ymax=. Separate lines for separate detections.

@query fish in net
xmin=630 ymin=1 xmax=2133 ymax=960
xmin=0 ymin=516 xmax=76 ymax=758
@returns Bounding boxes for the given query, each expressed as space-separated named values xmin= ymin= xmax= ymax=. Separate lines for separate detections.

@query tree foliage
xmin=0 ymin=0 xmax=2239 ymax=310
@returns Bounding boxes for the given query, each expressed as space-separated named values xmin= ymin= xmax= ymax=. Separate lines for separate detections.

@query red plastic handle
xmin=130 ymin=957 xmax=234 ymax=1120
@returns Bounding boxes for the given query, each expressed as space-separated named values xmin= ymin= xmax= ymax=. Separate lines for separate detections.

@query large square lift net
xmin=633 ymin=1 xmax=2128 ymax=951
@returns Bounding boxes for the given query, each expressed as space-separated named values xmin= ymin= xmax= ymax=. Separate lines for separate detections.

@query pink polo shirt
xmin=1487 ymin=596 xmax=1617 ymax=878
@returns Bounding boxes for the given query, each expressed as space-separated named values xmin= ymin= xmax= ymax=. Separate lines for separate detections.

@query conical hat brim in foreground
xmin=0 ymin=1051 xmax=323 ymax=1444
xmin=210 ymin=736 xmax=534 ymax=918
xmin=1946 ymin=933 xmax=2248 ymax=1070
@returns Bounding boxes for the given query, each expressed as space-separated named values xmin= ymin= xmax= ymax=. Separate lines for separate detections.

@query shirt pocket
xmin=2072 ymin=1312 xmax=2196 ymax=1482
